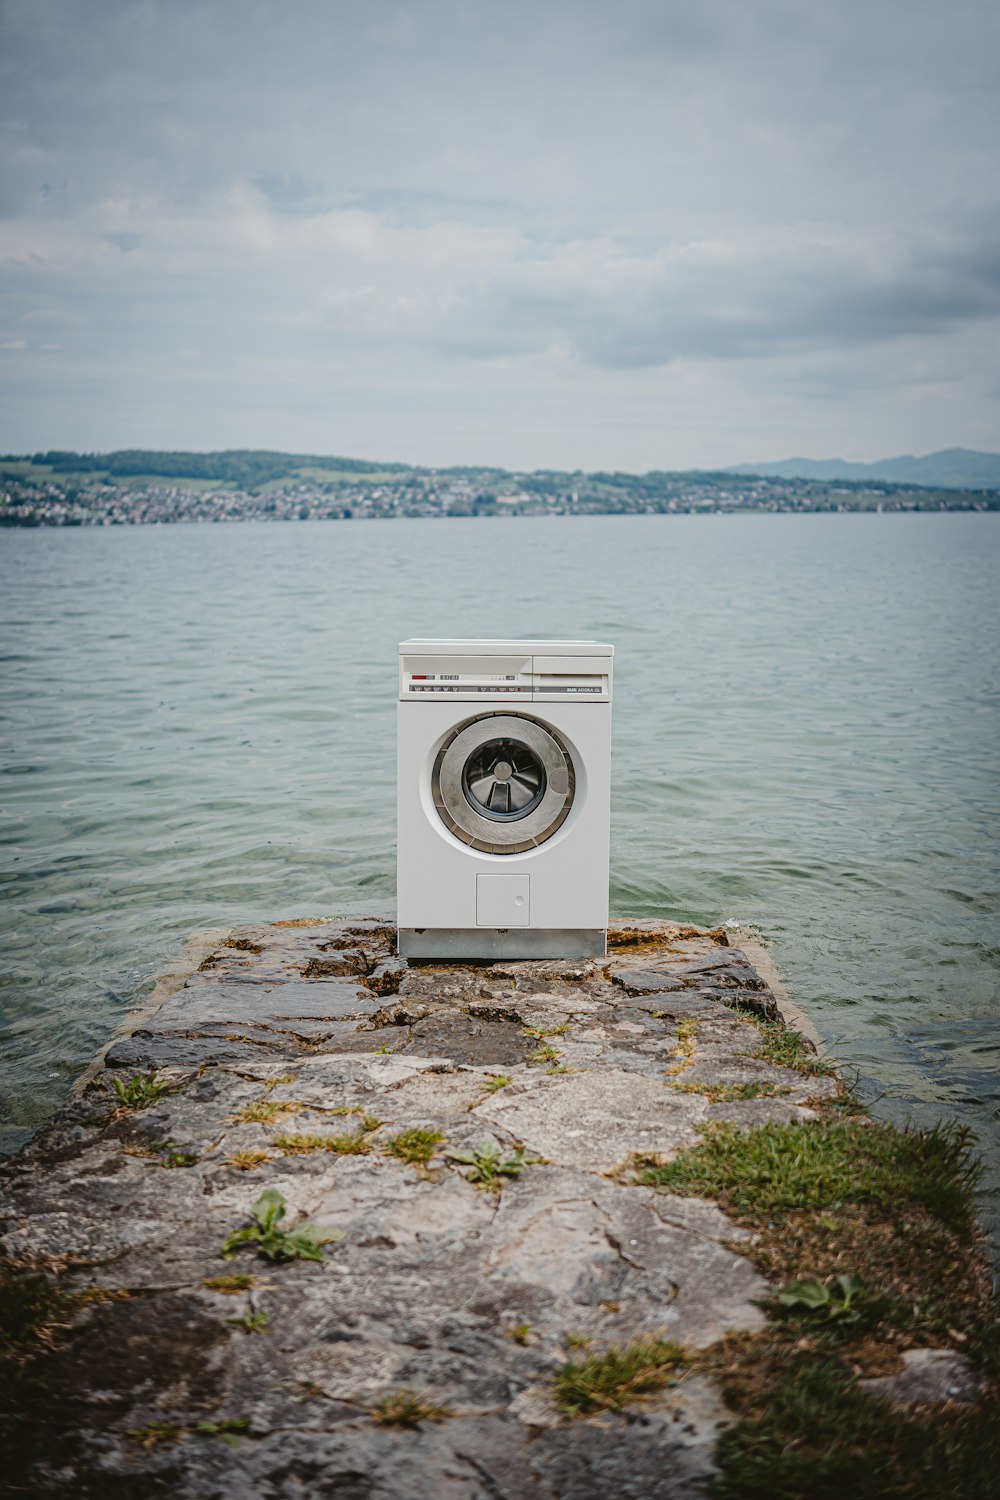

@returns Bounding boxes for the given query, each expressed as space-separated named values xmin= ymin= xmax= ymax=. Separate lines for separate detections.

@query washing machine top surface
xmin=398 ymin=639 xmax=613 ymax=703
xmin=399 ymin=638 xmax=613 ymax=656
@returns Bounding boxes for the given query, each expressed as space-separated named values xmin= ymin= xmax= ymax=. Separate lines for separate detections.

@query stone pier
xmin=0 ymin=919 xmax=847 ymax=1496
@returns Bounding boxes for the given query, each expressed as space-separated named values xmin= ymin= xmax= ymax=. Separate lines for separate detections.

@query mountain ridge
xmin=727 ymin=447 xmax=1000 ymax=489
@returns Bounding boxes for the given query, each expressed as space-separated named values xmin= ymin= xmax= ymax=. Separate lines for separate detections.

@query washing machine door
xmin=432 ymin=713 xmax=576 ymax=855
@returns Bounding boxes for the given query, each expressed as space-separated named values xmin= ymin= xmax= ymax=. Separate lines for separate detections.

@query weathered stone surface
xmin=478 ymin=1071 xmax=708 ymax=1173
xmin=1 ymin=917 xmax=825 ymax=1497
xmin=860 ymin=1348 xmax=984 ymax=1407
xmin=157 ymin=979 xmax=383 ymax=1025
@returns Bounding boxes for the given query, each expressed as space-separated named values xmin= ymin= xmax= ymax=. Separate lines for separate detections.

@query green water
xmin=1 ymin=514 xmax=997 ymax=1240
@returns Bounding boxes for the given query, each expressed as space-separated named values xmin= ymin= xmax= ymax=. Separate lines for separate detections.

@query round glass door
xmin=432 ymin=713 xmax=575 ymax=855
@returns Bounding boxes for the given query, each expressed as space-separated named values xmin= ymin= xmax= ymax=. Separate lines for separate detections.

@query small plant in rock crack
xmin=127 ymin=1421 xmax=183 ymax=1449
xmin=273 ymin=1130 xmax=372 ymax=1156
xmin=386 ymin=1128 xmax=443 ymax=1165
xmin=775 ymin=1273 xmax=889 ymax=1327
xmin=505 ymin=1323 xmax=533 ymax=1345
xmin=528 ymin=1045 xmax=560 ymax=1067
xmin=221 ymin=1188 xmax=340 ymax=1264
xmin=554 ymin=1338 xmax=689 ymax=1417
xmin=233 ymin=1097 xmax=301 ymax=1125
xmin=371 ymin=1389 xmax=454 ymax=1428
xmin=203 ymin=1273 xmax=258 ymax=1294
xmin=480 ymin=1074 xmax=511 ymax=1094
xmin=447 ymin=1140 xmax=533 ymax=1188
xmin=111 ymin=1072 xmax=174 ymax=1110
xmin=522 ymin=1023 xmax=571 ymax=1039
xmin=225 ymin=1307 xmax=270 ymax=1334
xmin=121 ymin=1137 xmax=194 ymax=1164
xmin=225 ymin=1150 xmax=269 ymax=1171
xmin=194 ymin=1417 xmax=250 ymax=1447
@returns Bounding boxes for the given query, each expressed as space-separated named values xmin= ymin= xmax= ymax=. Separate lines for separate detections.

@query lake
xmin=1 ymin=514 xmax=998 ymax=1246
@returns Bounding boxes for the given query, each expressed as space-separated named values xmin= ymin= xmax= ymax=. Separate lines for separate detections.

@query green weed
xmin=194 ymin=1417 xmax=250 ymax=1447
xmin=226 ymin=1308 xmax=270 ymax=1335
xmin=448 ymin=1139 xmax=533 ymax=1188
xmin=221 ymin=1188 xmax=340 ymax=1263
xmin=112 ymin=1072 xmax=174 ymax=1110
xmin=522 ymin=1023 xmax=571 ymax=1039
xmin=774 ymin=1274 xmax=892 ymax=1330
xmin=480 ymin=1074 xmax=511 ymax=1093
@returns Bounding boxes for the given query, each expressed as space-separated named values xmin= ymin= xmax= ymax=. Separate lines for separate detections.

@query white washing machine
xmin=396 ymin=639 xmax=613 ymax=960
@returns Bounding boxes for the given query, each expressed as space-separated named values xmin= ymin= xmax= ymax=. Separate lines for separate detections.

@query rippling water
xmin=2 ymin=515 xmax=998 ymax=1241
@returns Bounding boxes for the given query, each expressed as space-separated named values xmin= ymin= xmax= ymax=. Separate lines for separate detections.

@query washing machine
xmin=396 ymin=639 xmax=613 ymax=960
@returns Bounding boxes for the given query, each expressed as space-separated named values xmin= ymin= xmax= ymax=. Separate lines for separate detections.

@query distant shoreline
xmin=3 ymin=487 xmax=997 ymax=529
xmin=4 ymin=506 xmax=998 ymax=528
xmin=3 ymin=449 xmax=998 ymax=527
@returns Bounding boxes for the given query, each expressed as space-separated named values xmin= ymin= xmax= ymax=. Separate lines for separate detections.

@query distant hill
xmin=25 ymin=448 xmax=413 ymax=488
xmin=728 ymin=447 xmax=1000 ymax=489
xmin=11 ymin=445 xmax=1000 ymax=492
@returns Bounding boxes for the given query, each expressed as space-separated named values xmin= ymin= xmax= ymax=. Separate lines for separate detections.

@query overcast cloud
xmin=1 ymin=0 xmax=998 ymax=469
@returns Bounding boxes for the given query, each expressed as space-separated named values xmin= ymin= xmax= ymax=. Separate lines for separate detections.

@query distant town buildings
xmin=1 ymin=464 xmax=996 ymax=527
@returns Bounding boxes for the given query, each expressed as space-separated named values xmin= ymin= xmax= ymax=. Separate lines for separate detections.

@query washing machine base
xmin=397 ymin=927 xmax=607 ymax=961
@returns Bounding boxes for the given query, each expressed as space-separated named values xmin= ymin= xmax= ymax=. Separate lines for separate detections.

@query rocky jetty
xmin=1 ymin=919 xmax=992 ymax=1497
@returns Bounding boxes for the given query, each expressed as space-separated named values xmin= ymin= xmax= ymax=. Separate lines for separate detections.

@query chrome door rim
xmin=432 ymin=713 xmax=576 ymax=854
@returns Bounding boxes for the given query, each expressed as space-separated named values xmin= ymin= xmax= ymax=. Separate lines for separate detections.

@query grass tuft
xmin=554 ymin=1338 xmax=688 ymax=1417
xmin=528 ymin=1045 xmax=560 ymax=1067
xmin=371 ymin=1389 xmax=454 ymax=1428
xmin=665 ymin=1019 xmax=699 ymax=1076
xmin=747 ymin=1021 xmax=834 ymax=1077
xmin=225 ymin=1149 xmax=268 ymax=1171
xmin=0 ymin=1272 xmax=80 ymax=1360
xmin=505 ymin=1323 xmax=533 ymax=1345
xmin=127 ymin=1421 xmax=183 ymax=1449
xmin=672 ymin=1080 xmax=788 ymax=1103
xmin=639 ymin=1119 xmax=981 ymax=1239
xmin=202 ymin=1274 xmax=257 ymax=1294
xmin=386 ymin=1128 xmax=443 ymax=1164
xmin=642 ymin=1112 xmax=999 ymax=1498
xmin=712 ymin=1350 xmax=1000 ymax=1500
xmin=234 ymin=1097 xmax=302 ymax=1125
xmin=273 ymin=1131 xmax=371 ymax=1156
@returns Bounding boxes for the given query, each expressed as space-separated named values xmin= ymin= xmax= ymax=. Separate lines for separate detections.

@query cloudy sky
xmin=1 ymin=0 xmax=998 ymax=470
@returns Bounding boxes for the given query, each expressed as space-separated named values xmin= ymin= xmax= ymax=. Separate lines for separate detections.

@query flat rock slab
xmin=1 ymin=917 xmax=819 ymax=1498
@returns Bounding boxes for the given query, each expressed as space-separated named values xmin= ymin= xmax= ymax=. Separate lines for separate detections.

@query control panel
xmin=399 ymin=643 xmax=612 ymax=704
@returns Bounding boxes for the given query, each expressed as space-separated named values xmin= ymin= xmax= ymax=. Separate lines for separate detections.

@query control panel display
xmin=400 ymin=653 xmax=611 ymax=703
